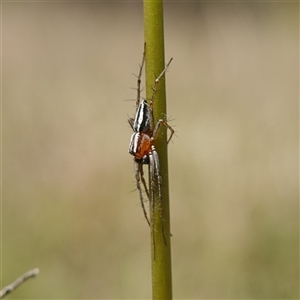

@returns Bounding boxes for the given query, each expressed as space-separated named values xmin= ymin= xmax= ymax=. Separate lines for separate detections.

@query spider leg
xmin=152 ymin=119 xmax=175 ymax=144
xmin=134 ymin=162 xmax=150 ymax=227
xmin=149 ymin=153 xmax=156 ymax=256
xmin=128 ymin=118 xmax=134 ymax=131
xmin=136 ymin=43 xmax=146 ymax=109
xmin=139 ymin=161 xmax=150 ymax=200
xmin=149 ymin=58 xmax=173 ymax=110
xmin=150 ymin=148 xmax=167 ymax=246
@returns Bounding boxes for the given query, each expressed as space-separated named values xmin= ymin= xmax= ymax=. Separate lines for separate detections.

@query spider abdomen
xmin=133 ymin=99 xmax=151 ymax=133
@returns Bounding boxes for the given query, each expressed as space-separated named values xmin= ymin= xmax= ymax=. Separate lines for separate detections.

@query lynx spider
xmin=128 ymin=47 xmax=174 ymax=244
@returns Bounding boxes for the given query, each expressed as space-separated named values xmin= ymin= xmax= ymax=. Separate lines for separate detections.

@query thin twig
xmin=0 ymin=268 xmax=39 ymax=299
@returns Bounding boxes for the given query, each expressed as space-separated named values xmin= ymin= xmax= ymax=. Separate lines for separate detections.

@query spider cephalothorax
xmin=128 ymin=48 xmax=174 ymax=243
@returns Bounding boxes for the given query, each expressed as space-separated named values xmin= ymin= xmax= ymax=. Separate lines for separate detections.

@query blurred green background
xmin=2 ymin=2 xmax=298 ymax=299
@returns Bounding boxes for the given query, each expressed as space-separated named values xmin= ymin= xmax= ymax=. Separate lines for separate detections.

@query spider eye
xmin=142 ymin=156 xmax=150 ymax=164
xmin=134 ymin=157 xmax=143 ymax=164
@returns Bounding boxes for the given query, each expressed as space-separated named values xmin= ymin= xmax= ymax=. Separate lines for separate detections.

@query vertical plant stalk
xmin=144 ymin=1 xmax=173 ymax=299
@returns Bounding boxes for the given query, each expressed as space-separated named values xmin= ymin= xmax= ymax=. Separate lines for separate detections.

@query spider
xmin=128 ymin=48 xmax=174 ymax=244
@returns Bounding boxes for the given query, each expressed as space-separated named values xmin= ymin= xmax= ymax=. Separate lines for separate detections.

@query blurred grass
xmin=2 ymin=2 xmax=299 ymax=299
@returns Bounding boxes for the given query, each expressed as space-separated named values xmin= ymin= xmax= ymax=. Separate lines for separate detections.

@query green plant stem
xmin=144 ymin=1 xmax=173 ymax=299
